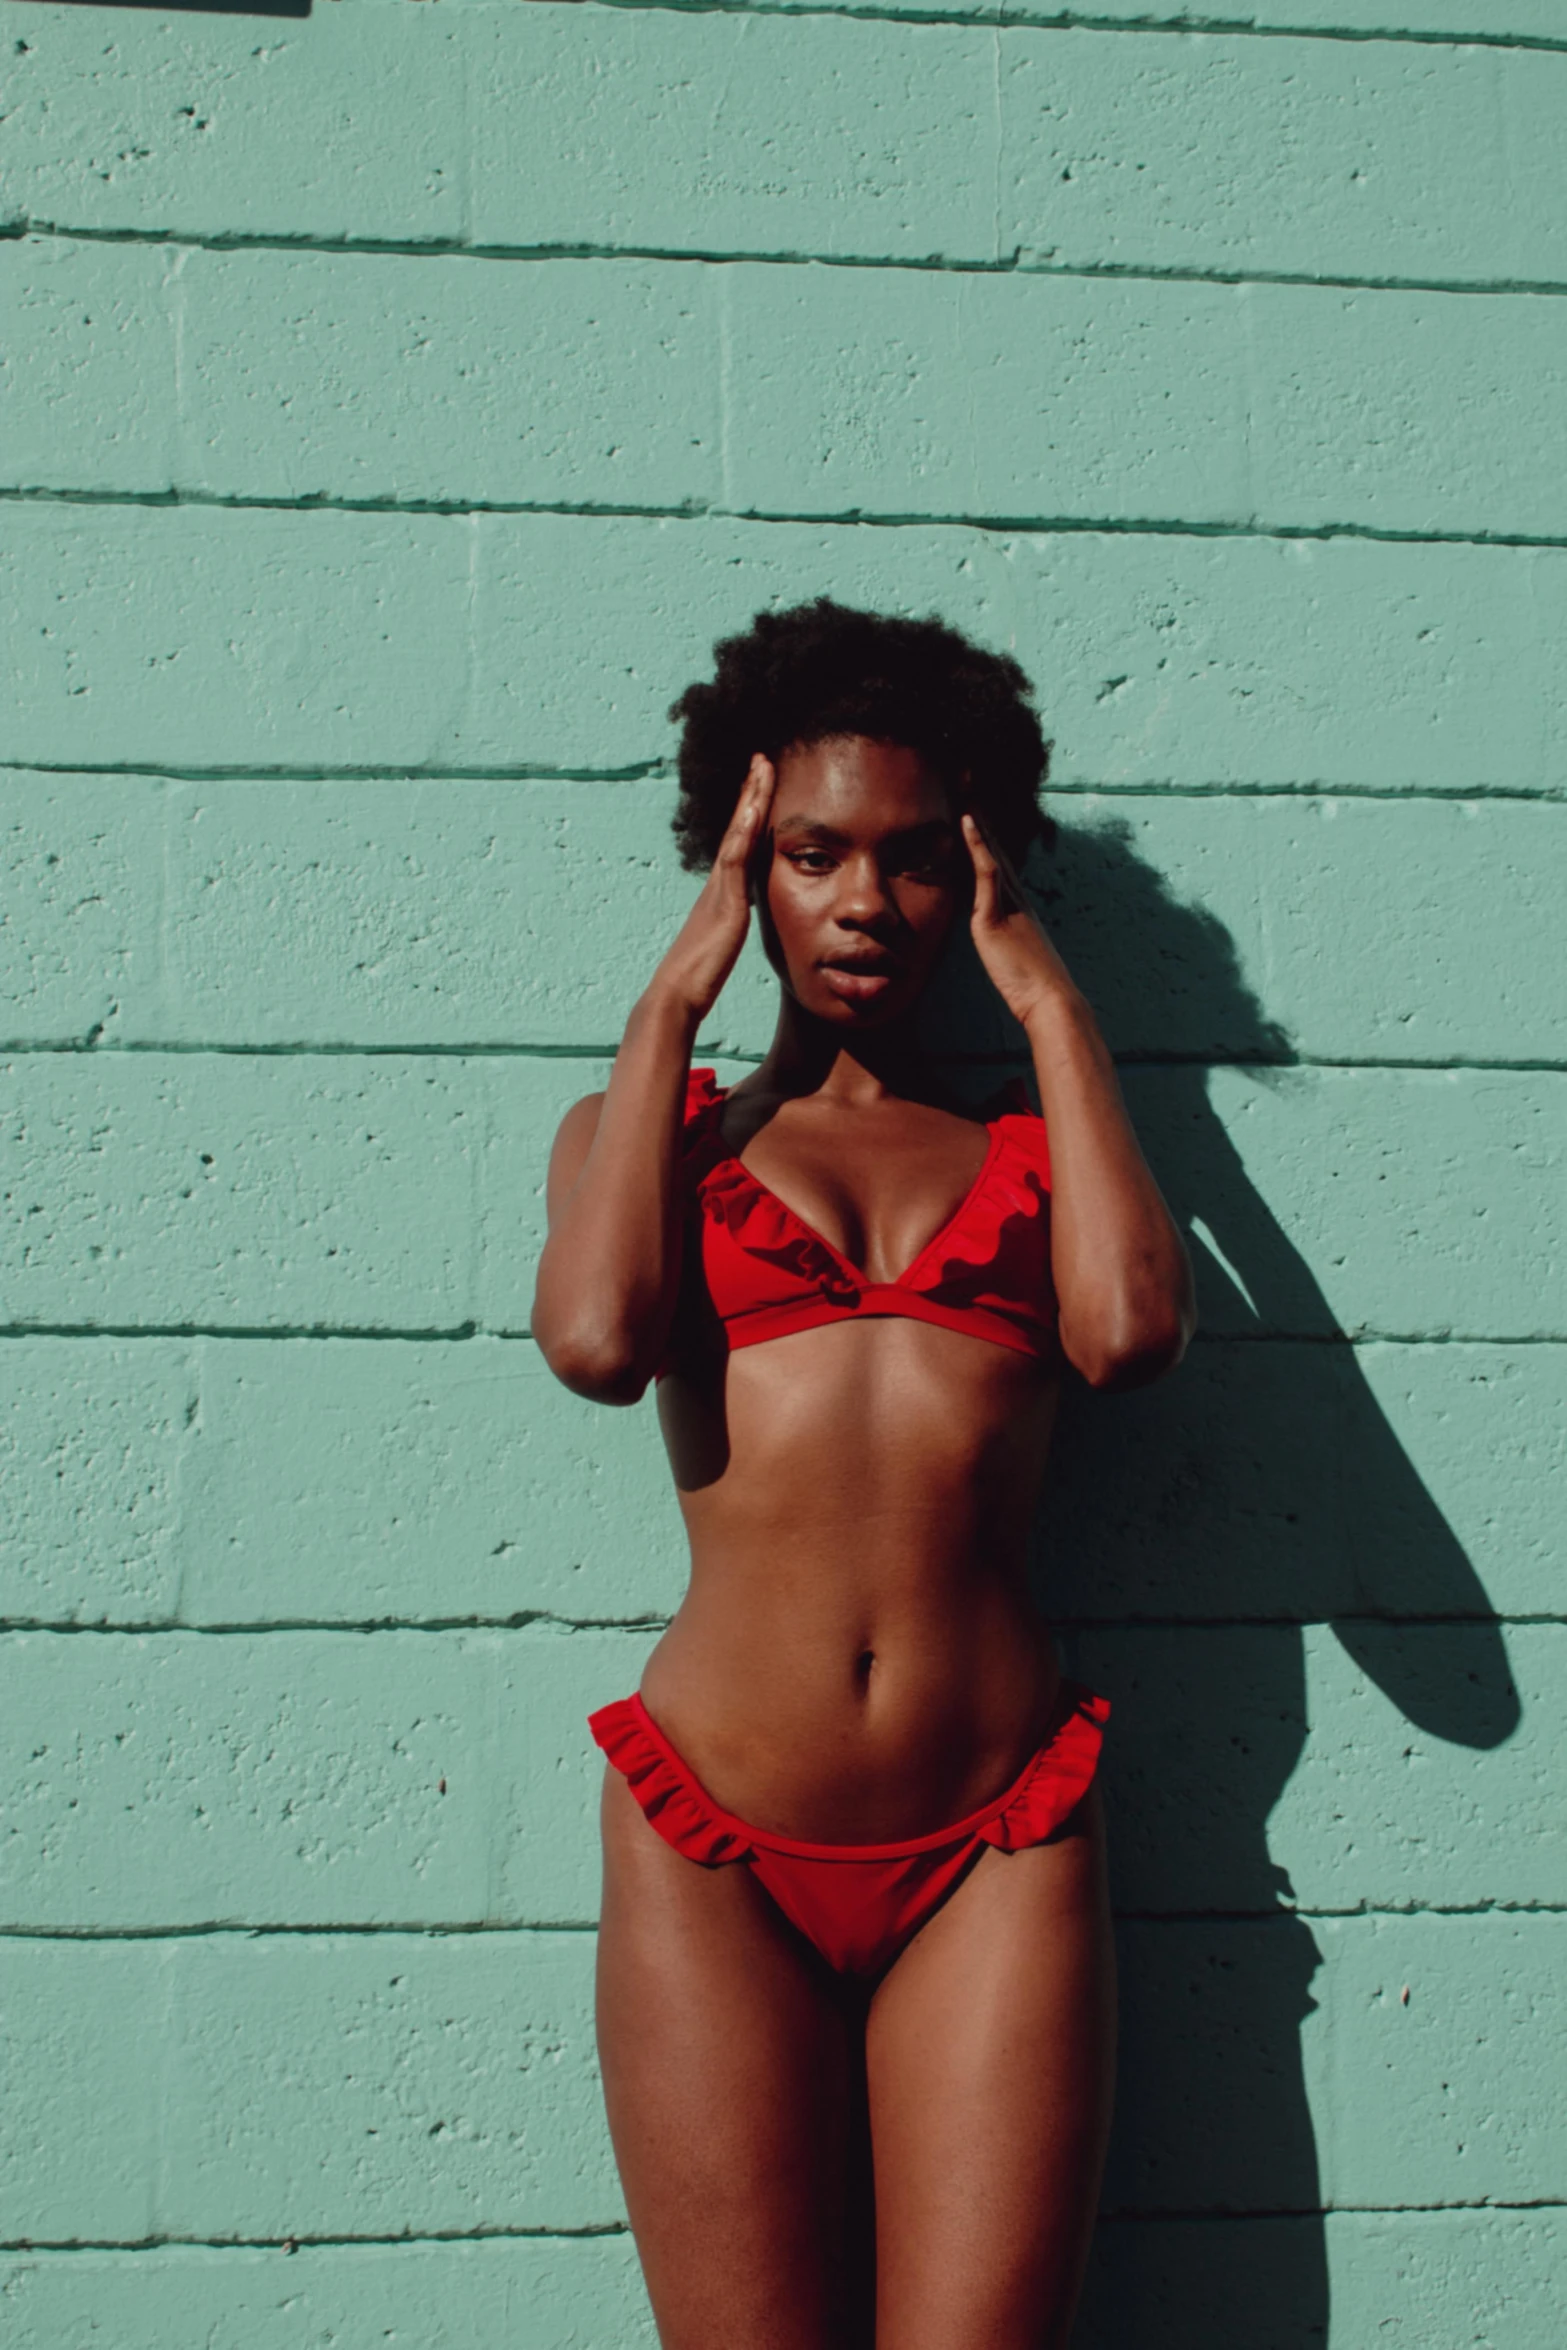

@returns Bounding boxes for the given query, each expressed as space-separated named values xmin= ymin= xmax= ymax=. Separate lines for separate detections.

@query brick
xmin=0 ymin=2237 xmax=656 ymax=2350
xmin=1123 ymin=1064 xmax=1566 ymax=1340
xmin=728 ymin=269 xmax=1567 ymax=539
xmin=175 ymin=1338 xmax=684 ymax=1630
xmin=0 ymin=775 xmax=166 ymax=1047
xmin=1 ymin=503 xmax=474 ymax=774
xmin=8 ymin=506 xmax=1565 ymax=786
xmin=0 ymin=1938 xmax=167 ymax=2243
xmin=6 ymin=2210 xmax=1560 ymax=2350
xmin=0 ymin=1053 xmax=487 ymax=1332
xmin=723 ymin=266 xmax=1250 ymax=526
xmin=3 ymin=1621 xmax=1551 ymax=1931
xmin=154 ymin=778 xmax=743 ymax=1056
xmin=467 ymin=8 xmax=998 ymax=264
xmin=1082 ymin=1622 xmax=1553 ymax=1915
xmin=5 ymin=1335 xmax=1553 ymax=1634
xmin=1 ymin=236 xmax=176 ymax=496
xmin=744 ymin=3 xmax=1562 ymax=31
xmin=0 ymin=1623 xmax=647 ymax=1931
xmin=1108 ymin=1912 xmax=1567 ymax=2212
xmin=472 ymin=518 xmax=1567 ymax=790
xmin=1247 ymin=282 xmax=1567 ymax=538
xmin=3 ymin=1914 xmax=1559 ymax=2239
xmin=0 ymin=10 xmax=471 ymax=247
xmin=1000 ymin=26 xmax=1567 ymax=287
xmin=0 ymin=1630 xmax=499 ymax=1931
xmin=152 ymin=1932 xmax=614 ymax=2239
xmin=0 ymin=1338 xmax=194 ymax=1625
xmin=6 ymin=13 xmax=1563 ymax=284
xmin=8 ymin=781 xmax=1566 ymax=1064
xmin=17 ymin=244 xmax=1567 ymax=542
xmin=172 ymin=247 xmax=721 ymax=512
xmin=1076 ymin=2208 xmax=1567 ymax=2350
xmin=1041 ymin=1340 xmax=1566 ymax=1623
xmin=2 ymin=1057 xmax=1557 ymax=1338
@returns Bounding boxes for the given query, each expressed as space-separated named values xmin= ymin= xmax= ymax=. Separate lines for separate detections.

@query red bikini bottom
xmin=589 ymin=1680 xmax=1109 ymax=1979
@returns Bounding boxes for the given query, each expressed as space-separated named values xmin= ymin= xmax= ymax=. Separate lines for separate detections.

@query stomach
xmin=642 ymin=1316 xmax=1065 ymax=1843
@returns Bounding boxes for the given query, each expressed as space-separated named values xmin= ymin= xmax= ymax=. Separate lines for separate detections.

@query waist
xmin=638 ymin=1565 xmax=1060 ymax=1844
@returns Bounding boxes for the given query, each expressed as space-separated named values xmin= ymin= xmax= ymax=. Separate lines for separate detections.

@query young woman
xmin=534 ymin=602 xmax=1194 ymax=2350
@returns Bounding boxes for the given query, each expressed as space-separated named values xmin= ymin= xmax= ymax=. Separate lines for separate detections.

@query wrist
xmin=1018 ymin=974 xmax=1093 ymax=1041
xmin=634 ymin=975 xmax=709 ymax=1039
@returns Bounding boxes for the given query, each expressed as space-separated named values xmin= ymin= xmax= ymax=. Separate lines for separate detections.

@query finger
xmin=965 ymin=810 xmax=1030 ymax=918
xmin=962 ymin=810 xmax=997 ymax=876
xmin=715 ymin=758 xmax=772 ymax=869
xmin=962 ymin=814 xmax=1000 ymax=920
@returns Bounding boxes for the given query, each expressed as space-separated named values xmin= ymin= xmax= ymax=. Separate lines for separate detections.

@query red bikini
xmin=591 ymin=1681 xmax=1109 ymax=1978
xmin=661 ymin=1065 xmax=1058 ymax=1364
xmin=591 ymin=1068 xmax=1109 ymax=1978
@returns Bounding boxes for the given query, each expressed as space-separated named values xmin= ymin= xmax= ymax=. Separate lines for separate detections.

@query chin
xmin=801 ymin=984 xmax=923 ymax=1028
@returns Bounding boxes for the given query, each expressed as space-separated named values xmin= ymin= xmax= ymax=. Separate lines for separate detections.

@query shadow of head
xmin=917 ymin=807 xmax=1292 ymax=1069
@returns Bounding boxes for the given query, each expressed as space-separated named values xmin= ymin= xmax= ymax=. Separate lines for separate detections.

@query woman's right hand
xmin=650 ymin=754 xmax=776 ymax=1020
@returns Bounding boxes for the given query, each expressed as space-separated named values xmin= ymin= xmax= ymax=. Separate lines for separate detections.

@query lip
xmin=820 ymin=959 xmax=898 ymax=1005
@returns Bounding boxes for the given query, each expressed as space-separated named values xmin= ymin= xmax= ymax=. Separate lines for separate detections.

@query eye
xmin=892 ymin=845 xmax=956 ymax=882
xmin=786 ymin=848 xmax=837 ymax=874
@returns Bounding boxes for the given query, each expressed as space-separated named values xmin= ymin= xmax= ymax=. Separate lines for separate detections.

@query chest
xmin=730 ymin=1107 xmax=994 ymax=1288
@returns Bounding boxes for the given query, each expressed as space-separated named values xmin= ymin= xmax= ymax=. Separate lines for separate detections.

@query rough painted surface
xmin=1 ymin=4 xmax=1562 ymax=2344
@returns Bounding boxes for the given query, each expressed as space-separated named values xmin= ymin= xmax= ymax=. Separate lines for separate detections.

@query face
xmin=760 ymin=735 xmax=963 ymax=1026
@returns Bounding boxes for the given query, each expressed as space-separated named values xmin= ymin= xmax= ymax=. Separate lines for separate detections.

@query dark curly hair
xmin=669 ymin=599 xmax=1051 ymax=873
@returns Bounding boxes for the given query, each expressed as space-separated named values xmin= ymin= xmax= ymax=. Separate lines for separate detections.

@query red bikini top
xmin=663 ymin=1068 xmax=1055 ymax=1371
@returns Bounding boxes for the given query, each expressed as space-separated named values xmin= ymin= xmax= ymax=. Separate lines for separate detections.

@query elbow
xmin=1061 ymin=1289 xmax=1196 ymax=1394
xmin=534 ymin=1311 xmax=658 ymax=1406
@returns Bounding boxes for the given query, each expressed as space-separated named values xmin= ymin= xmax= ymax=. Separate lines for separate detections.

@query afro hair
xmin=668 ymin=599 xmax=1051 ymax=873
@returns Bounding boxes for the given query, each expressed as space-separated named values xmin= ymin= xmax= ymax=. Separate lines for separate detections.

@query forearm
xmin=533 ymin=984 xmax=701 ymax=1395
xmin=1024 ymin=982 xmax=1195 ymax=1388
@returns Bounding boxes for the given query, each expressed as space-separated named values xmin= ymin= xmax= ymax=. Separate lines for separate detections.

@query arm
xmin=962 ymin=814 xmax=1195 ymax=1391
xmin=532 ymin=757 xmax=775 ymax=1404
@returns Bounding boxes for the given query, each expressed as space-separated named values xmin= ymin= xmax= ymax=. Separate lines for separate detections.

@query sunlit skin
xmin=534 ymin=736 xmax=1195 ymax=2350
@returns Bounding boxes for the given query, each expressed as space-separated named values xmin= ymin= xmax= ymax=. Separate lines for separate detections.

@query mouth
xmin=819 ymin=954 xmax=900 ymax=1007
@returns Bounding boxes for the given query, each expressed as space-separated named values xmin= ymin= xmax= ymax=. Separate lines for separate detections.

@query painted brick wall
xmin=2 ymin=4 xmax=1563 ymax=2343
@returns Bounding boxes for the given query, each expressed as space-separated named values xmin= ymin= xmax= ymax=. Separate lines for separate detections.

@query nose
xmin=834 ymin=850 xmax=897 ymax=932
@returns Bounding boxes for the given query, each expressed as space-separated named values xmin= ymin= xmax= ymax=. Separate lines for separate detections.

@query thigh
xmin=865 ymin=1789 xmax=1116 ymax=2350
xmin=597 ymin=1766 xmax=867 ymax=2350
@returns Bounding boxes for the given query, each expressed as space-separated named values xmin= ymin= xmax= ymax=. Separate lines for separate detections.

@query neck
xmin=755 ymin=992 xmax=933 ymax=1105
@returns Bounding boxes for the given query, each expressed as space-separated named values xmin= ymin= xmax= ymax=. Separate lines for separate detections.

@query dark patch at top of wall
xmin=30 ymin=0 xmax=312 ymax=18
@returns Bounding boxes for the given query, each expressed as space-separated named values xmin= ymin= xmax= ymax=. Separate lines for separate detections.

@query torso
xmin=643 ymin=1080 xmax=1065 ymax=1843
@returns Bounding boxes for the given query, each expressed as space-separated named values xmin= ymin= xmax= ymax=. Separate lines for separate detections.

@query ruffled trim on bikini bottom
xmin=588 ymin=1679 xmax=1109 ymax=1867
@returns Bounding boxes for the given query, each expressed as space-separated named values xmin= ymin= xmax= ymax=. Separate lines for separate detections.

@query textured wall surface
xmin=2 ymin=4 xmax=1563 ymax=2345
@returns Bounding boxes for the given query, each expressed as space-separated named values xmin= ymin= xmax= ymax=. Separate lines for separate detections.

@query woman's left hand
xmin=961 ymin=813 xmax=1076 ymax=1030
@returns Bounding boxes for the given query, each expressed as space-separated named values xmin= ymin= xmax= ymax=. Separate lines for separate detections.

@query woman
xmin=534 ymin=602 xmax=1195 ymax=2349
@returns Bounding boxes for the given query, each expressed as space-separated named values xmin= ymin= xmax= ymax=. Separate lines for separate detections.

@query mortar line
xmin=13 ymin=222 xmax=1567 ymax=300
xmin=6 ymin=765 xmax=1564 ymax=804
xmin=1 ymin=1903 xmax=1561 ymax=1943
xmin=1 ymin=1610 xmax=1556 ymax=1636
xmin=5 ymin=1038 xmax=1566 ymax=1072
xmin=10 ymin=481 xmax=1567 ymax=553
xmin=4 ymin=2201 xmax=1562 ymax=2258
xmin=547 ymin=1 xmax=1567 ymax=56
xmin=0 ymin=1324 xmax=1559 ymax=1345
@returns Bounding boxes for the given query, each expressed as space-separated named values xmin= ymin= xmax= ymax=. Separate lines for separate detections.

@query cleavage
xmin=736 ymin=1118 xmax=991 ymax=1287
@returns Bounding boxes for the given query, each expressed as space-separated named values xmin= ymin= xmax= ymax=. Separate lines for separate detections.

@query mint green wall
xmin=2 ymin=6 xmax=1562 ymax=2344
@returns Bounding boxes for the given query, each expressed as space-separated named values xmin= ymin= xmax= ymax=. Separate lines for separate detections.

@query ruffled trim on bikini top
xmin=677 ymin=1067 xmax=1051 ymax=1315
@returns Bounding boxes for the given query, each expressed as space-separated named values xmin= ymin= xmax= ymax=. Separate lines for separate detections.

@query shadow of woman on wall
xmin=924 ymin=811 xmax=1520 ymax=2349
